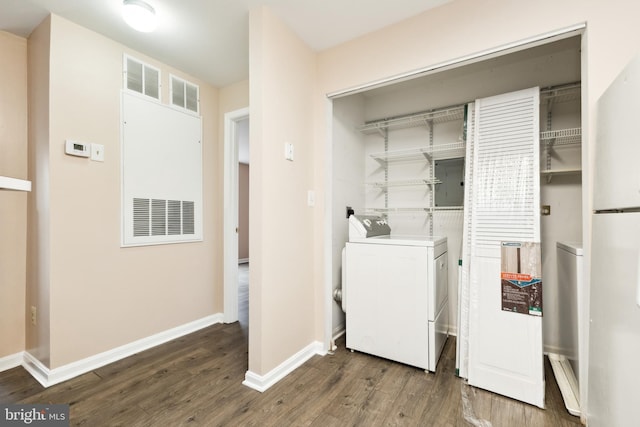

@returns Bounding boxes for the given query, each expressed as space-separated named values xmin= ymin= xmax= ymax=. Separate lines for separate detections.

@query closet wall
xmin=332 ymin=36 xmax=581 ymax=341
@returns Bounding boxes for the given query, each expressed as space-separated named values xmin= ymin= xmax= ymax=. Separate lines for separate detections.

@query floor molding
xmin=239 ymin=258 xmax=249 ymax=264
xmin=0 ymin=352 xmax=24 ymax=372
xmin=21 ymin=313 xmax=224 ymax=388
xmin=548 ymin=352 xmax=580 ymax=416
xmin=243 ymin=341 xmax=324 ymax=392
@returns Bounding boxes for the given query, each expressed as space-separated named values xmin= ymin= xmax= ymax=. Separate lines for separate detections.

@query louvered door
xmin=456 ymin=102 xmax=475 ymax=379
xmin=467 ymin=87 xmax=544 ymax=408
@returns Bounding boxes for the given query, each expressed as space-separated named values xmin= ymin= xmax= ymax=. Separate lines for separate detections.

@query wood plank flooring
xmin=0 ymin=264 xmax=582 ymax=426
xmin=0 ymin=332 xmax=584 ymax=426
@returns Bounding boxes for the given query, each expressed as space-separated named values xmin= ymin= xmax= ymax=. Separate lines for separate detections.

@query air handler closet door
xmin=467 ymin=87 xmax=544 ymax=408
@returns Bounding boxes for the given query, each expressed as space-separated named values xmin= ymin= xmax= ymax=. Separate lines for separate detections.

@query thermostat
xmin=65 ymin=140 xmax=90 ymax=157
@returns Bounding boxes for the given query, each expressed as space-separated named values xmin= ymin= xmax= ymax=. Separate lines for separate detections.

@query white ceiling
xmin=0 ymin=0 xmax=451 ymax=87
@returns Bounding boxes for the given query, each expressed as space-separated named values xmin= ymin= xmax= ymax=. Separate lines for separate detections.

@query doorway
xmin=326 ymin=26 xmax=585 ymax=411
xmin=224 ymin=107 xmax=250 ymax=325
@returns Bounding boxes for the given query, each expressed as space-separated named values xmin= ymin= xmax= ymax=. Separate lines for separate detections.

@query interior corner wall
xmin=248 ymin=6 xmax=317 ymax=375
xmin=26 ymin=16 xmax=52 ymax=366
xmin=29 ymin=14 xmax=221 ymax=369
xmin=0 ymin=31 xmax=28 ymax=359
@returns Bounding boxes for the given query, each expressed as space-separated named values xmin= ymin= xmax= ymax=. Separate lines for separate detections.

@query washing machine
xmin=344 ymin=215 xmax=448 ymax=372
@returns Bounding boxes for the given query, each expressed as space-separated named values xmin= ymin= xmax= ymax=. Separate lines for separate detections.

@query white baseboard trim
xmin=544 ymin=344 xmax=571 ymax=356
xmin=243 ymin=340 xmax=324 ymax=393
xmin=238 ymin=258 xmax=249 ymax=264
xmin=0 ymin=352 xmax=25 ymax=372
xmin=23 ymin=313 xmax=223 ymax=388
xmin=22 ymin=352 xmax=49 ymax=387
xmin=548 ymin=353 xmax=580 ymax=416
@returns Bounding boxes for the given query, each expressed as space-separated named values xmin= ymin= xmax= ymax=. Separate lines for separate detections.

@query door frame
xmin=324 ymin=23 xmax=586 ymax=406
xmin=223 ymin=107 xmax=249 ymax=323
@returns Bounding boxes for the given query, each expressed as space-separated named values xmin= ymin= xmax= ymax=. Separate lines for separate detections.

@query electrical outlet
xmin=30 ymin=306 xmax=37 ymax=326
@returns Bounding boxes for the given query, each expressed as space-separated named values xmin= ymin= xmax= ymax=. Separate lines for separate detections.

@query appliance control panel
xmin=349 ymin=215 xmax=391 ymax=239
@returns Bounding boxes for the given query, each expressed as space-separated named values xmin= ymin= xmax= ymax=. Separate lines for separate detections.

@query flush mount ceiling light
xmin=122 ymin=0 xmax=158 ymax=33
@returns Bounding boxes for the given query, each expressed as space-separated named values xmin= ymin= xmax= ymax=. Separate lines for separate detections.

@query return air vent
xmin=133 ymin=198 xmax=150 ymax=237
xmin=132 ymin=198 xmax=196 ymax=238
xmin=122 ymin=91 xmax=202 ymax=246
xmin=171 ymin=75 xmax=199 ymax=113
xmin=168 ymin=200 xmax=181 ymax=235
xmin=183 ymin=201 xmax=195 ymax=235
xmin=125 ymin=55 xmax=160 ymax=100
xmin=152 ymin=199 xmax=166 ymax=236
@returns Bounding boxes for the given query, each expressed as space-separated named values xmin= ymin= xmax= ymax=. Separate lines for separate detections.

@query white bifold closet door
xmin=456 ymin=102 xmax=475 ymax=380
xmin=467 ymin=87 xmax=544 ymax=408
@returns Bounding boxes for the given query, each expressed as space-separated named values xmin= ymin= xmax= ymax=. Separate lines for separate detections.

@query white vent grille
xmin=152 ymin=199 xmax=166 ymax=236
xmin=171 ymin=75 xmax=199 ymax=113
xmin=133 ymin=198 xmax=150 ymax=237
xmin=131 ymin=198 xmax=196 ymax=238
xmin=168 ymin=200 xmax=181 ymax=235
xmin=125 ymin=56 xmax=160 ymax=100
xmin=183 ymin=201 xmax=195 ymax=234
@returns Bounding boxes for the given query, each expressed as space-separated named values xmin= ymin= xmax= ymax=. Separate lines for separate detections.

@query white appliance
xmin=588 ymin=54 xmax=640 ymax=427
xmin=344 ymin=215 xmax=448 ymax=372
xmin=549 ymin=241 xmax=583 ymax=416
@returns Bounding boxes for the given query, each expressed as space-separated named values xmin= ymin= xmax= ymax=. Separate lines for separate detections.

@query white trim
xmin=323 ymin=98 xmax=334 ymax=354
xmin=0 ymin=352 xmax=24 ymax=372
xmin=548 ymin=353 xmax=580 ymax=416
xmin=0 ymin=176 xmax=31 ymax=192
xmin=242 ymin=341 xmax=325 ymax=392
xmin=238 ymin=258 xmax=249 ymax=264
xmin=332 ymin=327 xmax=345 ymax=342
xmin=224 ymin=107 xmax=249 ymax=324
xmin=22 ymin=352 xmax=49 ymax=387
xmin=327 ymin=23 xmax=586 ymax=99
xmin=22 ymin=313 xmax=223 ymax=388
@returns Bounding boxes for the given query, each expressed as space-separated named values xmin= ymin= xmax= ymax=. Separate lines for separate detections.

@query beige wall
xmin=218 ymin=79 xmax=250 ymax=267
xmin=0 ymin=31 xmax=28 ymax=359
xmin=249 ymin=7 xmax=317 ymax=375
xmin=238 ymin=163 xmax=250 ymax=260
xmin=219 ymin=79 xmax=249 ymax=114
xmin=26 ymin=14 xmax=222 ymax=369
xmin=26 ymin=16 xmax=52 ymax=365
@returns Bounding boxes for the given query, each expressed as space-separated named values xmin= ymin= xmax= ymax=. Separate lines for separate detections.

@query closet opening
xmin=329 ymin=31 xmax=584 ymax=414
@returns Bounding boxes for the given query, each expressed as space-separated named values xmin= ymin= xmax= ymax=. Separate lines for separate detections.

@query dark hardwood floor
xmin=0 ymin=263 xmax=582 ymax=426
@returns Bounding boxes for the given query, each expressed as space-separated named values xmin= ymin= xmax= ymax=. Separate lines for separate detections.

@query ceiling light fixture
xmin=122 ymin=0 xmax=158 ymax=33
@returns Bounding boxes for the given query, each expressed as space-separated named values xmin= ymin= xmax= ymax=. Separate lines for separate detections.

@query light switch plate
xmin=91 ymin=143 xmax=105 ymax=162
xmin=285 ymin=143 xmax=294 ymax=161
